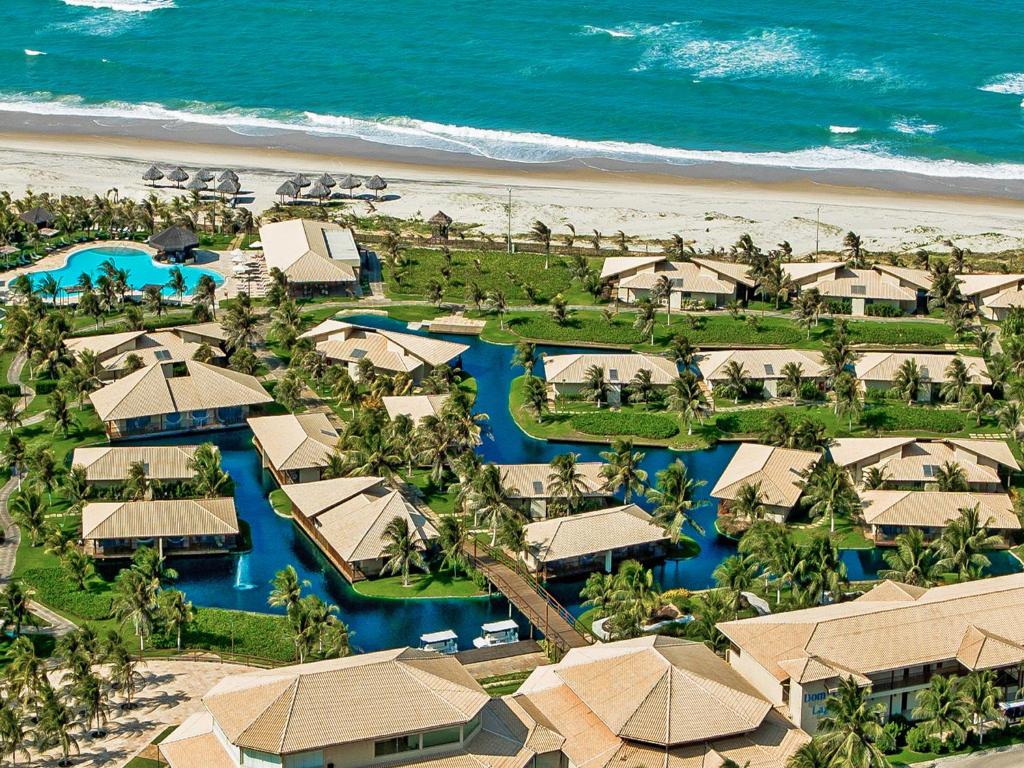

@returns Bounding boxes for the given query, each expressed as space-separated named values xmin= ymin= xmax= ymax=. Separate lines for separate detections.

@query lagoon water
xmin=4 ymin=1 xmax=1024 ymax=177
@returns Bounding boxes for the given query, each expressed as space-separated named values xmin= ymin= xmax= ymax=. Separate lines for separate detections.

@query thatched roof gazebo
xmin=167 ymin=167 xmax=189 ymax=188
xmin=429 ymin=210 xmax=453 ymax=240
xmin=142 ymin=165 xmax=164 ymax=186
xmin=291 ymin=174 xmax=311 ymax=189
xmin=196 ymin=168 xmax=216 ymax=183
xmin=149 ymin=225 xmax=200 ymax=262
xmin=187 ymin=177 xmax=209 ymax=193
xmin=276 ymin=180 xmax=299 ymax=202
xmin=307 ymin=180 xmax=330 ymax=205
xmin=217 ymin=178 xmax=241 ymax=206
xmin=338 ymin=174 xmax=361 ymax=198
xmin=318 ymin=173 xmax=337 ymax=189
xmin=366 ymin=175 xmax=388 ymax=199
xmin=218 ymin=169 xmax=239 ymax=182
xmin=19 ymin=207 xmax=55 ymax=229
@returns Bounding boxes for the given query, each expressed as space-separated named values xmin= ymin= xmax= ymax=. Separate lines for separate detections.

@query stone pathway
xmin=0 ymin=476 xmax=19 ymax=580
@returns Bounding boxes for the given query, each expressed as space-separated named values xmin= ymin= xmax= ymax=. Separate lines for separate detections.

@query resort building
xmin=871 ymin=264 xmax=1024 ymax=320
xmin=81 ymin=498 xmax=239 ymax=558
xmin=258 ymin=218 xmax=362 ymax=297
xmin=425 ymin=315 xmax=486 ymax=335
xmin=695 ymin=349 xmax=826 ymax=399
xmin=70 ymin=445 xmax=201 ymax=489
xmin=248 ymin=413 xmax=339 ymax=485
xmin=149 ymin=225 xmax=200 ymax=262
xmin=89 ymin=359 xmax=273 ymax=440
xmin=711 ymin=443 xmax=822 ymax=523
xmin=601 ymin=255 xmax=753 ymax=307
xmin=301 ymin=319 xmax=469 ymax=384
xmin=159 ymin=648 xmax=564 ymax=768
xmin=543 ymin=352 xmax=678 ymax=405
xmin=521 ymin=504 xmax=669 ymax=576
xmin=67 ymin=328 xmax=225 ymax=379
xmin=382 ymin=394 xmax=449 ymax=425
xmin=805 ymin=265 xmax=918 ymax=316
xmin=171 ymin=321 xmax=230 ymax=348
xmin=830 ymin=437 xmax=1019 ymax=491
xmin=281 ymin=476 xmax=437 ymax=582
xmin=859 ymin=490 xmax=1020 ymax=545
xmin=780 ymin=261 xmax=847 ymax=289
xmin=853 ymin=352 xmax=990 ymax=402
xmin=718 ymin=574 xmax=1024 ymax=734
xmin=496 ymin=461 xmax=611 ymax=518
xmin=514 ymin=635 xmax=809 ymax=768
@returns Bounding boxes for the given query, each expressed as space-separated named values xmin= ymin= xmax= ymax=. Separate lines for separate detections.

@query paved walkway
xmin=7 ymin=351 xmax=46 ymax=425
xmin=930 ymin=742 xmax=1024 ymax=768
xmin=0 ymin=476 xmax=18 ymax=579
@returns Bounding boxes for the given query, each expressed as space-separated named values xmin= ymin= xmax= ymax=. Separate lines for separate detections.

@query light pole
xmin=507 ymin=187 xmax=513 ymax=255
xmin=815 ymin=206 xmax=820 ymax=261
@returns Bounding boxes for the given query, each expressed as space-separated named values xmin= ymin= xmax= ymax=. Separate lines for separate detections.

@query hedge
xmin=0 ymin=383 xmax=21 ymax=398
xmin=844 ymin=323 xmax=949 ymax=346
xmin=19 ymin=567 xmax=113 ymax=620
xmin=32 ymin=379 xmax=59 ymax=395
xmin=713 ymin=410 xmax=797 ymax=435
xmin=861 ymin=405 xmax=967 ymax=433
xmin=570 ymin=411 xmax=679 ymax=439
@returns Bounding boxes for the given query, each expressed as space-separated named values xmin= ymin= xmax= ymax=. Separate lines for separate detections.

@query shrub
xmin=877 ymin=722 xmax=900 ymax=754
xmin=714 ymin=410 xmax=776 ymax=435
xmin=826 ymin=299 xmax=852 ymax=315
xmin=799 ymin=381 xmax=825 ymax=401
xmin=845 ymin=322 xmax=949 ymax=346
xmin=32 ymin=379 xmax=59 ymax=395
xmin=171 ymin=607 xmax=297 ymax=661
xmin=19 ymin=567 xmax=113 ymax=620
xmin=865 ymin=303 xmax=904 ymax=317
xmin=0 ymin=383 xmax=21 ymax=398
xmin=570 ymin=410 xmax=679 ymax=439
xmin=862 ymin=404 xmax=966 ymax=433
xmin=906 ymin=725 xmax=930 ymax=754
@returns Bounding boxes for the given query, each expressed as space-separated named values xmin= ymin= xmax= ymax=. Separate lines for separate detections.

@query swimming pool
xmin=28 ymin=245 xmax=223 ymax=297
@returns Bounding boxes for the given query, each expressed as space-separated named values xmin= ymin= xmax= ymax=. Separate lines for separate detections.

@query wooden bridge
xmin=465 ymin=540 xmax=593 ymax=652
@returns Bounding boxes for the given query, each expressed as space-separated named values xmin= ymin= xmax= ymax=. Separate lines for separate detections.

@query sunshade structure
xmin=338 ymin=173 xmax=361 ymax=197
xmin=429 ymin=210 xmax=453 ymax=238
xmin=217 ymin=178 xmax=241 ymax=196
xmin=186 ymin=177 xmax=209 ymax=193
xmin=290 ymin=173 xmax=311 ymax=188
xmin=317 ymin=172 xmax=337 ymax=188
xmin=275 ymin=180 xmax=299 ymax=202
xmin=365 ymin=174 xmax=388 ymax=198
xmin=142 ymin=165 xmax=164 ymax=185
xmin=218 ymin=169 xmax=239 ymax=182
xmin=19 ymin=207 xmax=55 ymax=228
xmin=306 ymin=180 xmax=330 ymax=204
xmin=167 ymin=166 xmax=189 ymax=188
xmin=148 ymin=225 xmax=200 ymax=261
xmin=195 ymin=168 xmax=216 ymax=183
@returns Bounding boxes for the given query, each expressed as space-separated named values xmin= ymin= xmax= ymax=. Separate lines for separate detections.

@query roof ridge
xmin=278 ymin=673 xmax=302 ymax=753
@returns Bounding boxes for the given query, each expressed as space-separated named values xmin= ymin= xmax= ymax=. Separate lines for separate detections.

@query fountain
xmin=233 ymin=552 xmax=257 ymax=591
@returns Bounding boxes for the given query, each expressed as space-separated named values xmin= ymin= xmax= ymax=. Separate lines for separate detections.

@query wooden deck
xmin=465 ymin=541 xmax=592 ymax=652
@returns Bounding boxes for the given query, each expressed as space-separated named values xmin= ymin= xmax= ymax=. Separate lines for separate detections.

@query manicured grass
xmin=19 ymin=567 xmax=114 ymax=620
xmin=478 ymin=670 xmax=532 ymax=696
xmin=269 ymin=488 xmax=293 ymax=517
xmin=843 ymin=320 xmax=952 ymax=347
xmin=407 ymin=470 xmax=458 ymax=517
xmin=886 ymin=727 xmax=1024 ymax=765
xmin=352 ymin=570 xmax=485 ymax=599
xmin=570 ymin=410 xmax=679 ymax=440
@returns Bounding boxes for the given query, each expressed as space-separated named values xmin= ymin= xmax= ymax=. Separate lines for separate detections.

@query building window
xmin=463 ymin=715 xmax=481 ymax=738
xmin=422 ymin=726 xmax=461 ymax=749
xmin=374 ymin=735 xmax=419 ymax=757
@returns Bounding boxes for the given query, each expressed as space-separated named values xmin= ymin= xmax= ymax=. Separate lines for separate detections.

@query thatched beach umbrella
xmin=196 ymin=168 xmax=216 ymax=183
xmin=291 ymin=174 xmax=311 ymax=189
xmin=19 ymin=207 xmax=55 ymax=229
xmin=187 ymin=177 xmax=209 ymax=193
xmin=318 ymin=173 xmax=337 ymax=189
xmin=142 ymin=165 xmax=164 ymax=186
xmin=366 ymin=175 xmax=388 ymax=199
xmin=429 ymin=210 xmax=453 ymax=239
xmin=167 ymin=167 xmax=189 ymax=188
xmin=338 ymin=174 xmax=361 ymax=198
xmin=218 ymin=169 xmax=239 ymax=182
xmin=217 ymin=178 xmax=241 ymax=206
xmin=276 ymin=180 xmax=298 ymax=203
xmin=307 ymin=180 xmax=330 ymax=205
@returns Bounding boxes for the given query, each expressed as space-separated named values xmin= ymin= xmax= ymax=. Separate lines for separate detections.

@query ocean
xmin=3 ymin=0 xmax=1024 ymax=179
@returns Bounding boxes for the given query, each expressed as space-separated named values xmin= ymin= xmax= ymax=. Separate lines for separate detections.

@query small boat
xmin=472 ymin=619 xmax=519 ymax=649
xmin=420 ymin=629 xmax=459 ymax=655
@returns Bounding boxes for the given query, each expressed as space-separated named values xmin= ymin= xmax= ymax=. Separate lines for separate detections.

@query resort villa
xmin=830 ymin=437 xmax=1019 ymax=491
xmin=711 ymin=443 xmax=822 ymax=523
xmin=695 ymin=349 xmax=826 ymax=399
xmin=170 ymin=321 xmax=231 ymax=348
xmin=543 ymin=352 xmax=678 ymax=405
xmin=601 ymin=255 xmax=753 ymax=308
xmin=513 ymin=635 xmax=809 ymax=768
xmin=300 ymin=319 xmax=469 ymax=384
xmin=719 ymin=574 xmax=1024 ymax=734
xmin=871 ymin=264 xmax=1024 ymax=320
xmin=248 ymin=412 xmax=340 ymax=485
xmin=81 ymin=498 xmax=239 ymax=558
xmin=89 ymin=359 xmax=273 ymax=440
xmin=780 ymin=261 xmax=847 ymax=289
xmin=521 ymin=504 xmax=669 ymax=577
xmin=496 ymin=461 xmax=612 ymax=518
xmin=67 ymin=327 xmax=225 ymax=379
xmin=70 ymin=445 xmax=202 ymax=489
xmin=859 ymin=490 xmax=1020 ymax=545
xmin=803 ymin=265 xmax=919 ymax=316
xmin=382 ymin=394 xmax=449 ymax=425
xmin=281 ymin=476 xmax=437 ymax=582
xmin=854 ymin=352 xmax=990 ymax=402
xmin=258 ymin=218 xmax=362 ymax=297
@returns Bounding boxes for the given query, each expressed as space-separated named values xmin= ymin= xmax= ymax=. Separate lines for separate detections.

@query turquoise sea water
xmin=3 ymin=1 xmax=1024 ymax=177
xmin=29 ymin=245 xmax=223 ymax=295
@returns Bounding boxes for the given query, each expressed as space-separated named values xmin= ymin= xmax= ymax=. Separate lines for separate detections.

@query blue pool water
xmin=122 ymin=315 xmax=1021 ymax=650
xmin=29 ymin=246 xmax=223 ymax=297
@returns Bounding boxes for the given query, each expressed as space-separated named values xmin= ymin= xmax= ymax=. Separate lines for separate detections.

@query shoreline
xmin=1 ymin=111 xmax=1024 ymax=254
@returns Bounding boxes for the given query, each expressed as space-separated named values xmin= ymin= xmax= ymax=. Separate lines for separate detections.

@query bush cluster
xmin=19 ymin=567 xmax=112 ymax=620
xmin=570 ymin=410 xmax=679 ymax=439
xmin=864 ymin=303 xmax=905 ymax=317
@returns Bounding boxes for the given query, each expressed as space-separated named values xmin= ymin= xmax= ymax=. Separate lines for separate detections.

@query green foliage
xmin=18 ymin=567 xmax=112 ymax=620
xmin=843 ymin=321 xmax=950 ymax=346
xmin=864 ymin=303 xmax=904 ymax=318
xmin=862 ymin=404 xmax=968 ymax=433
xmin=161 ymin=607 xmax=298 ymax=661
xmin=570 ymin=411 xmax=679 ymax=439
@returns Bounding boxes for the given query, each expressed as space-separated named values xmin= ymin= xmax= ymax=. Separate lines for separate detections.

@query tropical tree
xmin=380 ymin=516 xmax=428 ymax=587
xmin=521 ymin=374 xmax=548 ymax=420
xmin=633 ymin=299 xmax=657 ymax=345
xmin=879 ymin=529 xmax=940 ymax=587
xmin=9 ymin=488 xmax=47 ymax=546
xmin=437 ymin=515 xmax=469 ymax=578
xmin=107 ymin=640 xmax=145 ymax=710
xmin=779 ymin=362 xmax=804 ymax=404
xmin=167 ymin=266 xmax=187 ymax=305
xmin=959 ymin=670 xmax=1000 ymax=744
xmin=786 ymin=740 xmax=835 ymax=768
xmin=511 ymin=341 xmax=536 ymax=374
xmin=35 ymin=683 xmax=82 ymax=767
xmin=730 ymin=482 xmax=766 ymax=526
xmin=935 ymin=461 xmax=968 ymax=492
xmin=712 ymin=555 xmax=757 ymax=609
xmin=583 ymin=364 xmax=609 ymax=407
xmin=719 ymin=360 xmax=752 ymax=404
xmin=628 ymin=368 xmax=654 ymax=404
xmin=833 ymin=371 xmax=862 ymax=430
xmin=801 ymin=461 xmax=860 ymax=533
xmin=941 ymin=357 xmax=972 ymax=405
xmin=132 ymin=545 xmax=178 ymax=587
xmin=893 ymin=358 xmax=923 ymax=404
xmin=0 ymin=581 xmax=32 ymax=636
xmin=0 ymin=702 xmax=29 ymax=767
xmin=599 ymin=440 xmax=648 ymax=502
xmin=816 ymin=678 xmax=887 ymax=768
xmin=647 ymin=459 xmax=706 ymax=541
xmin=862 ymin=466 xmax=889 ymax=491
xmin=485 ymin=289 xmax=509 ymax=329
xmin=469 ymin=464 xmax=522 ymax=545
xmin=111 ymin=568 xmax=158 ymax=650
xmin=667 ymin=372 xmax=709 ymax=435
xmin=997 ymin=400 xmax=1023 ymax=439
xmin=547 ymin=452 xmax=587 ymax=515
xmin=268 ymin=565 xmax=309 ymax=615
xmin=63 ymin=548 xmax=96 ymax=590
xmin=124 ymin=460 xmax=153 ymax=501
xmin=74 ymin=670 xmax=111 ymax=737
xmin=159 ymin=589 xmax=195 ymax=651
xmin=913 ymin=675 xmax=971 ymax=747
xmin=936 ymin=504 xmax=1002 ymax=580
xmin=188 ymin=443 xmax=230 ymax=497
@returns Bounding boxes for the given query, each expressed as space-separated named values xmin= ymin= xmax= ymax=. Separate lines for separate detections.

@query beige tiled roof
xmin=696 ymin=349 xmax=825 ymax=382
xmin=983 ymin=286 xmax=1024 ymax=309
xmin=958 ymin=273 xmax=1024 ymax=297
xmin=949 ymin=439 xmax=1020 ymax=470
xmin=69 ymin=328 xmax=228 ymax=372
xmin=544 ymin=353 xmax=678 ymax=385
xmin=316 ymin=324 xmax=468 ymax=372
xmin=828 ymin=437 xmax=916 ymax=468
xmin=619 ymin=262 xmax=736 ymax=295
xmin=808 ymin=267 xmax=916 ymax=301
xmin=517 ymin=636 xmax=772 ymax=747
xmin=853 ymin=580 xmax=928 ymax=603
xmin=777 ymin=656 xmax=869 ymax=686
xmin=203 ymin=648 xmax=490 ymax=755
xmin=81 ymin=498 xmax=238 ymax=540
xmin=71 ymin=445 xmax=201 ymax=482
xmin=691 ymin=258 xmax=756 ymax=287
xmin=66 ymin=330 xmax=147 ymax=359
xmin=718 ymin=573 xmax=1024 ymax=681
xmin=524 ymin=505 xmax=667 ymax=563
xmin=874 ymin=445 xmax=999 ymax=486
xmin=859 ymin=490 xmax=1020 ymax=530
xmin=298 ymin=317 xmax=351 ymax=341
xmin=854 ymin=352 xmax=990 ymax=385
xmin=89 ymin=360 xmax=272 ymax=421
xmin=247 ymin=413 xmax=338 ymax=471
xmin=710 ymin=444 xmax=820 ymax=508
xmin=259 ymin=219 xmax=358 ymax=284
xmin=383 ymin=394 xmax=450 ymax=425
xmin=832 ymin=437 xmax=1017 ymax=476
xmin=171 ymin=322 xmax=230 ymax=344
xmin=872 ymin=264 xmax=933 ymax=291
xmin=160 ymin=712 xmax=238 ymax=768
xmin=282 ymin=476 xmax=438 ymax=563
xmin=781 ymin=261 xmax=845 ymax=285
xmin=956 ymin=625 xmax=1024 ymax=670
xmin=496 ymin=462 xmax=608 ymax=499
xmin=600 ymin=255 xmax=666 ymax=279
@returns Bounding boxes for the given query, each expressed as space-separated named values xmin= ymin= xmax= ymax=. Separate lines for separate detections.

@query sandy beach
xmin=1 ymin=114 xmax=1023 ymax=257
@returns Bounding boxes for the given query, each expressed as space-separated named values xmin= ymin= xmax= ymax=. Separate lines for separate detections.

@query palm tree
xmin=187 ymin=443 xmax=230 ymax=497
xmin=583 ymin=364 xmax=609 ymax=407
xmin=111 ymin=568 xmax=158 ymax=651
xmin=0 ymin=581 xmax=32 ymax=636
xmin=132 ymin=544 xmax=178 ymax=587
xmin=268 ymin=565 xmax=309 ymax=615
xmin=862 ymin=466 xmax=889 ymax=491
xmin=648 ymin=459 xmax=706 ymax=541
xmin=687 ymin=587 xmax=734 ymax=654
xmin=581 ymin=571 xmax=617 ymax=617
xmin=511 ymin=341 xmax=536 ymax=374
xmin=223 ymin=294 xmax=260 ymax=350
xmin=470 ymin=464 xmax=522 ymax=545
xmin=842 ymin=231 xmax=867 ymax=268
xmin=935 ymin=461 xmax=968 ymax=492
xmin=160 ymin=589 xmax=194 ymax=651
xmin=913 ymin=675 xmax=970 ymax=747
xmin=651 ymin=274 xmax=673 ymax=323
xmin=633 ymin=299 xmax=657 ymax=344
xmin=786 ymin=740 xmax=835 ymax=768
xmin=879 ymin=529 xmax=940 ymax=586
xmin=720 ymin=360 xmax=752 ymax=404
xmin=667 ymin=372 xmax=709 ymax=435
xmin=62 ymin=464 xmax=91 ymax=515
xmin=816 ymin=678 xmax=887 ymax=768
xmin=35 ymin=682 xmax=82 ymax=767
xmin=893 ymin=358 xmax=923 ymax=404
xmin=167 ymin=266 xmax=187 ymax=306
xmin=712 ymin=555 xmax=757 ymax=609
xmin=780 ymin=362 xmax=804 ymax=404
xmin=107 ymin=641 xmax=144 ymax=710
xmin=997 ymin=401 xmax=1024 ymax=439
xmin=959 ymin=670 xmax=1000 ymax=743
xmin=530 ymin=220 xmax=552 ymax=269
xmin=124 ymin=460 xmax=152 ymax=501
xmin=936 ymin=504 xmax=1002 ymax=579
xmin=380 ymin=516 xmax=427 ymax=587
xmin=10 ymin=488 xmax=47 ymax=546
xmin=521 ymin=374 xmax=548 ymax=421
xmin=833 ymin=372 xmax=863 ymax=430
xmin=628 ymin=368 xmax=654 ymax=404
xmin=437 ymin=515 xmax=468 ymax=578
xmin=0 ymin=703 xmax=29 ymax=767
xmin=486 ymin=289 xmax=509 ymax=330
xmin=64 ymin=548 xmax=96 ymax=590
xmin=547 ymin=452 xmax=587 ymax=514
xmin=74 ymin=670 xmax=111 ymax=737
xmin=0 ymin=394 xmax=22 ymax=433
xmin=941 ymin=357 xmax=972 ymax=404
xmin=599 ymin=440 xmax=648 ymax=502
xmin=730 ymin=482 xmax=766 ymax=525
xmin=801 ymin=461 xmax=860 ymax=534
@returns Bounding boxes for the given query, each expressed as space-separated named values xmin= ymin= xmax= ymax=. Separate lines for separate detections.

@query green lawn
xmin=269 ymin=488 xmax=293 ymax=517
xmin=352 ymin=570 xmax=485 ymax=599
xmin=887 ymin=727 xmax=1024 ymax=765
xmin=478 ymin=670 xmax=532 ymax=696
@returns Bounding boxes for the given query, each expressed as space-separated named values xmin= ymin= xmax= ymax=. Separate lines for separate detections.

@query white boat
xmin=472 ymin=619 xmax=519 ymax=649
xmin=420 ymin=629 xmax=459 ymax=655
